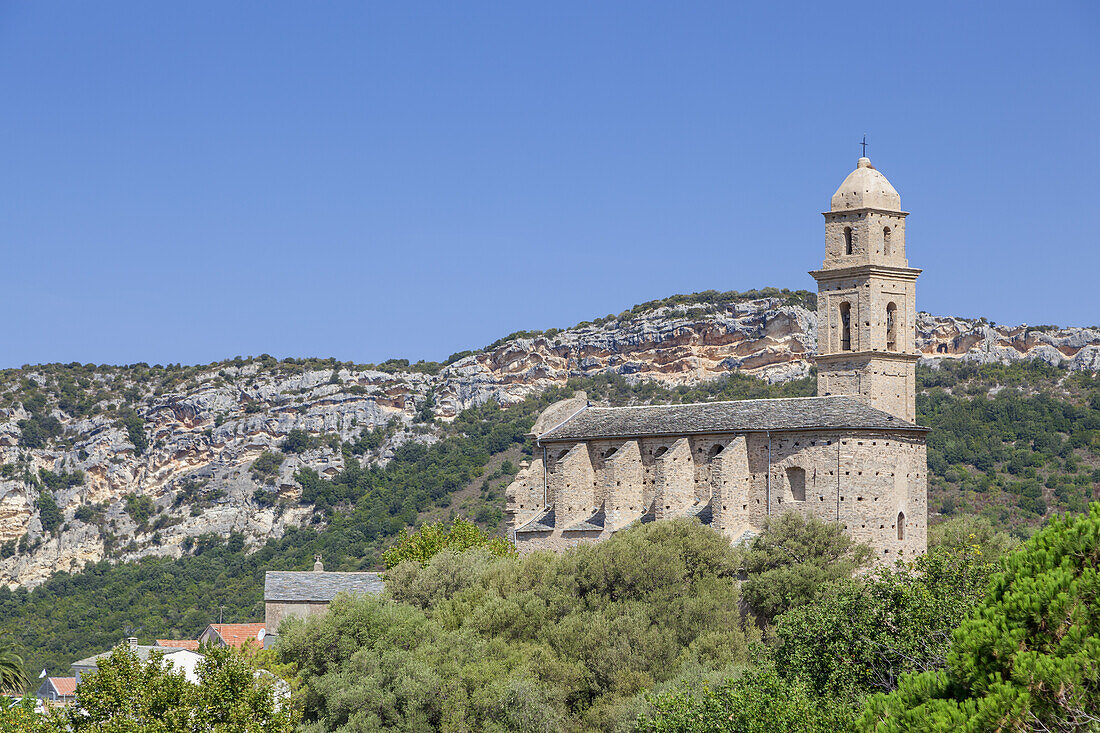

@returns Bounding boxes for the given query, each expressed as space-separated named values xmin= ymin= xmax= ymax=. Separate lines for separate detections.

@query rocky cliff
xmin=2 ymin=292 xmax=1098 ymax=587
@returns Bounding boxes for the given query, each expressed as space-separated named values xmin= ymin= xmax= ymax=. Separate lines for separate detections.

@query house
xmin=154 ymin=639 xmax=200 ymax=650
xmin=36 ymin=676 xmax=76 ymax=704
xmin=198 ymin=623 xmax=266 ymax=649
xmin=71 ymin=639 xmax=203 ymax=684
xmin=263 ymin=557 xmax=383 ymax=647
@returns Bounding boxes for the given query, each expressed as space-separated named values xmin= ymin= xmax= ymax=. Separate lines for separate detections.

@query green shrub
xmin=250 ymin=451 xmax=285 ymax=482
xmin=37 ymin=491 xmax=63 ymax=536
xmin=635 ymin=668 xmax=856 ymax=733
xmin=860 ymin=503 xmax=1100 ymax=731
xmin=381 ymin=517 xmax=514 ymax=569
xmin=740 ymin=512 xmax=872 ymax=623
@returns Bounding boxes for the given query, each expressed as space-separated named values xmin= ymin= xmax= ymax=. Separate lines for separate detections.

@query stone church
xmin=505 ymin=156 xmax=929 ymax=560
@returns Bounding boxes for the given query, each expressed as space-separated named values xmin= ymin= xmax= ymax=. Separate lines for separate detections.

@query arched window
xmin=653 ymin=446 xmax=668 ymax=459
xmin=843 ymin=227 xmax=853 ymax=255
xmin=839 ymin=302 xmax=852 ymax=351
xmin=786 ymin=467 xmax=806 ymax=502
xmin=707 ymin=444 xmax=724 ymax=459
xmin=897 ymin=511 xmax=906 ymax=541
xmin=883 ymin=226 xmax=892 ymax=256
xmin=886 ymin=302 xmax=897 ymax=351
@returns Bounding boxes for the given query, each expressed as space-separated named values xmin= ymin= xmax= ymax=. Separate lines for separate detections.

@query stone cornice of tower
xmin=808 ymin=264 xmax=922 ymax=282
xmin=813 ymin=351 xmax=922 ymax=364
xmin=821 ymin=207 xmax=910 ymax=218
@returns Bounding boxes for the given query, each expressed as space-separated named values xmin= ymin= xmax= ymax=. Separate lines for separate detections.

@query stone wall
xmin=508 ymin=427 xmax=927 ymax=561
xmin=265 ymin=600 xmax=330 ymax=633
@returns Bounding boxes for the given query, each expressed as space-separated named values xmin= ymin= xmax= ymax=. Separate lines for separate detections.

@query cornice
xmin=822 ymin=207 xmax=910 ymax=218
xmin=813 ymin=351 xmax=923 ymax=363
xmin=809 ymin=264 xmax=922 ymax=281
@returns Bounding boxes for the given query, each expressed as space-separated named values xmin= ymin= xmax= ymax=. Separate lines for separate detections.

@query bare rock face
xmin=1 ymin=295 xmax=1097 ymax=588
xmin=916 ymin=314 xmax=1100 ymax=370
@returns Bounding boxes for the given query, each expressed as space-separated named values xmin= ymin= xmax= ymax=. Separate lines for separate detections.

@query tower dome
xmin=830 ymin=157 xmax=901 ymax=211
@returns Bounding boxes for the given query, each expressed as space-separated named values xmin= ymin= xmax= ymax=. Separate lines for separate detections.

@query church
xmin=505 ymin=156 xmax=929 ymax=560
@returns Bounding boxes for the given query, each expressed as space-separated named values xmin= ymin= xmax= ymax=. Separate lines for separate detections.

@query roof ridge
xmin=586 ymin=395 xmax=843 ymax=410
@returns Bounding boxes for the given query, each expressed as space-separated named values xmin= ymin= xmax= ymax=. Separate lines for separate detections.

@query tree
xmin=380 ymin=517 xmax=515 ymax=569
xmin=65 ymin=643 xmax=297 ymax=732
xmin=740 ymin=512 xmax=872 ymax=623
xmin=634 ymin=668 xmax=857 ymax=733
xmin=774 ymin=542 xmax=997 ymax=699
xmin=860 ymin=503 xmax=1100 ymax=732
xmin=0 ymin=637 xmax=28 ymax=695
xmin=284 ymin=519 xmax=754 ymax=732
xmin=0 ymin=697 xmax=63 ymax=733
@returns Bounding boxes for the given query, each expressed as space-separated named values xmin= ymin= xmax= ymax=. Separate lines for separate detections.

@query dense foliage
xmin=0 ymin=644 xmax=297 ymax=732
xmin=380 ymin=518 xmax=516 ymax=569
xmin=861 ymin=504 xmax=1100 ymax=732
xmin=280 ymin=520 xmax=757 ymax=732
xmin=635 ymin=668 xmax=856 ymax=733
xmin=0 ymin=357 xmax=1096 ymax=699
xmin=740 ymin=512 xmax=872 ymax=623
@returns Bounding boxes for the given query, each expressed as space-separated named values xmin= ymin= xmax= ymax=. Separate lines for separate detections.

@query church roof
xmin=830 ymin=157 xmax=902 ymax=212
xmin=264 ymin=571 xmax=384 ymax=602
xmin=536 ymin=395 xmax=923 ymax=442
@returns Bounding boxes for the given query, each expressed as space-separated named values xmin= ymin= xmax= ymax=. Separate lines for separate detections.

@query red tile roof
xmin=155 ymin=639 xmax=200 ymax=650
xmin=208 ymin=623 xmax=265 ymax=648
xmin=49 ymin=677 xmax=77 ymax=697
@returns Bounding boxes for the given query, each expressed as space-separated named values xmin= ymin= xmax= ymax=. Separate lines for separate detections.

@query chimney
xmin=313 ymin=554 xmax=323 ymax=572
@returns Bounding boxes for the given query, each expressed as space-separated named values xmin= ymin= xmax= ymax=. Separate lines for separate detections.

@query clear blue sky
xmin=2 ymin=2 xmax=1097 ymax=368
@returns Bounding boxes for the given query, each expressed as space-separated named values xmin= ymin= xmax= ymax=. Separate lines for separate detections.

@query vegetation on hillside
xmin=0 ymin=359 xmax=1096 ymax=698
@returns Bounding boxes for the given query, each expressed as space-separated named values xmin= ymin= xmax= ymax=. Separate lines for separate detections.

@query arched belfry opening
xmin=897 ymin=511 xmax=906 ymax=541
xmin=843 ymin=227 xmax=853 ymax=255
xmin=883 ymin=226 xmax=892 ymax=256
xmin=886 ymin=302 xmax=897 ymax=351
xmin=839 ymin=302 xmax=852 ymax=351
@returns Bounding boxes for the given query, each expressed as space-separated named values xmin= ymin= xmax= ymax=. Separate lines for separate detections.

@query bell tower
xmin=810 ymin=157 xmax=920 ymax=423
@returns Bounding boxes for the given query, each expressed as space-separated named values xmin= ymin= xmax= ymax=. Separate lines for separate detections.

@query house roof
xmin=155 ymin=640 xmax=200 ymax=650
xmin=264 ymin=571 xmax=384 ymax=602
xmin=205 ymin=623 xmax=266 ymax=648
xmin=47 ymin=677 xmax=76 ymax=696
xmin=72 ymin=645 xmax=165 ymax=668
xmin=536 ymin=396 xmax=924 ymax=442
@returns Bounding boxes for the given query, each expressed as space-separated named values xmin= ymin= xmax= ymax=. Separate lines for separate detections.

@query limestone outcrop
xmin=1 ymin=295 xmax=1096 ymax=587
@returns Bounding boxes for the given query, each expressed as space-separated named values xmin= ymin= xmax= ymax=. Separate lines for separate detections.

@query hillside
xmin=2 ymin=288 xmax=1100 ymax=590
xmin=0 ymin=290 xmax=1098 ymax=678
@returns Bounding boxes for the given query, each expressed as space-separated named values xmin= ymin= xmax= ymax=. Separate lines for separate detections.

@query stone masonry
xmin=505 ymin=156 xmax=929 ymax=561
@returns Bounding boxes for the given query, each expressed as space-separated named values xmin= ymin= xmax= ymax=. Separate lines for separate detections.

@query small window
xmin=843 ymin=227 xmax=853 ymax=255
xmin=786 ymin=467 xmax=806 ymax=502
xmin=839 ymin=302 xmax=852 ymax=351
xmin=708 ymin=444 xmax=724 ymax=459
xmin=886 ymin=302 xmax=897 ymax=351
xmin=883 ymin=226 xmax=892 ymax=256
xmin=897 ymin=511 xmax=906 ymax=541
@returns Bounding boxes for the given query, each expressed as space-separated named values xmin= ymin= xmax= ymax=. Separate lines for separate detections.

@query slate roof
xmin=264 ymin=571 xmax=384 ymax=602
xmin=73 ymin=645 xmax=166 ymax=668
xmin=537 ymin=396 xmax=923 ymax=441
xmin=515 ymin=508 xmax=554 ymax=533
